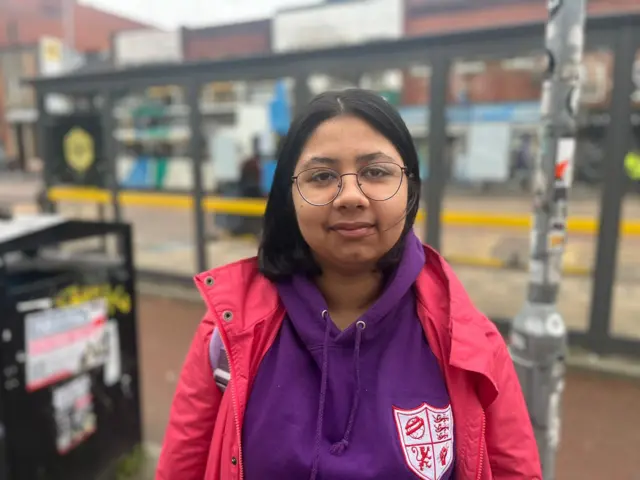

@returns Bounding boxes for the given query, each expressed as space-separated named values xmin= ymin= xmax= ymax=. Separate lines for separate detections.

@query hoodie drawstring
xmin=310 ymin=313 xmax=366 ymax=480
xmin=310 ymin=310 xmax=332 ymax=480
xmin=330 ymin=320 xmax=365 ymax=456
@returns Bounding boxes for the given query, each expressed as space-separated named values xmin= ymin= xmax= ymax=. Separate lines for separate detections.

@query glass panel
xmin=440 ymin=48 xmax=611 ymax=333
xmin=114 ymin=84 xmax=196 ymax=275
xmin=202 ymin=77 xmax=295 ymax=269
xmin=611 ymin=49 xmax=640 ymax=341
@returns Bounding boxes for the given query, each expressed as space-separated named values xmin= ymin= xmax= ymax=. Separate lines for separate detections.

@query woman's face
xmin=292 ymin=115 xmax=409 ymax=273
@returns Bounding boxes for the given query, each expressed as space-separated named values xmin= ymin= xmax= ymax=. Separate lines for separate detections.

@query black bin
xmin=0 ymin=215 xmax=141 ymax=480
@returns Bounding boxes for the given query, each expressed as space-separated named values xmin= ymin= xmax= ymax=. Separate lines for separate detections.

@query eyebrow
xmin=303 ymin=156 xmax=338 ymax=168
xmin=356 ymin=151 xmax=395 ymax=163
xmin=301 ymin=151 xmax=395 ymax=169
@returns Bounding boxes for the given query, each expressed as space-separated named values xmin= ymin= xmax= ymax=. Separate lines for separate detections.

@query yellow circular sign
xmin=63 ymin=127 xmax=95 ymax=173
xmin=625 ymin=151 xmax=640 ymax=181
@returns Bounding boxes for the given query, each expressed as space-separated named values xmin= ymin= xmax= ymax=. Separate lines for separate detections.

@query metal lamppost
xmin=509 ymin=1 xmax=587 ymax=478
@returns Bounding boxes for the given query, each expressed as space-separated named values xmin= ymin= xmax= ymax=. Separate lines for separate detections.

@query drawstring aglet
xmin=330 ymin=439 xmax=349 ymax=456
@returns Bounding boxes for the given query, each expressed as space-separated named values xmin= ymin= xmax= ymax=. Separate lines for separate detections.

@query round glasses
xmin=292 ymin=162 xmax=411 ymax=206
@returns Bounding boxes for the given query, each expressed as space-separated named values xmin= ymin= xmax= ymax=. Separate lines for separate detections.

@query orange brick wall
xmin=185 ymin=33 xmax=270 ymax=61
xmin=0 ymin=4 xmax=148 ymax=51
xmin=183 ymin=21 xmax=271 ymax=61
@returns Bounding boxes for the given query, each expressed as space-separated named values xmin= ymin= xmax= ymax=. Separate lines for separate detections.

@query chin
xmin=328 ymin=246 xmax=380 ymax=268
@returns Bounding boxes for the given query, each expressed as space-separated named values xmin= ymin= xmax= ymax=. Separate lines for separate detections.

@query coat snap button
xmin=231 ymin=456 xmax=237 ymax=465
xmin=204 ymin=276 xmax=214 ymax=286
xmin=223 ymin=310 xmax=233 ymax=322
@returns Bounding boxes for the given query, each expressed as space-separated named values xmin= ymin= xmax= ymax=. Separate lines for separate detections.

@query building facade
xmin=402 ymin=0 xmax=640 ymax=107
xmin=0 ymin=0 xmax=148 ymax=170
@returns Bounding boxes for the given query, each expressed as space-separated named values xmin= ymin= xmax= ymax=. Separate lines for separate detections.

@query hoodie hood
xmin=276 ymin=231 xmax=426 ymax=348
xmin=275 ymin=231 xmax=427 ymax=479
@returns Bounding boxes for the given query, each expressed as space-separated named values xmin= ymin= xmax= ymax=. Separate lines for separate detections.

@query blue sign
xmin=399 ymin=101 xmax=541 ymax=128
xmin=269 ymin=80 xmax=291 ymax=136
xmin=123 ymin=156 xmax=151 ymax=188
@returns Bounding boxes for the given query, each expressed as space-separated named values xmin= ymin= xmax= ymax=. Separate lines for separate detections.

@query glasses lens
xmin=297 ymin=168 xmax=341 ymax=205
xmin=357 ymin=163 xmax=404 ymax=201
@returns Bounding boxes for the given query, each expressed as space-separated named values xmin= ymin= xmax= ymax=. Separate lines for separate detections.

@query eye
xmin=299 ymin=168 xmax=339 ymax=185
xmin=360 ymin=164 xmax=393 ymax=180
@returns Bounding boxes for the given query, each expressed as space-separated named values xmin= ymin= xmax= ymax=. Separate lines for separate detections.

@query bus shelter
xmin=25 ymin=14 xmax=640 ymax=357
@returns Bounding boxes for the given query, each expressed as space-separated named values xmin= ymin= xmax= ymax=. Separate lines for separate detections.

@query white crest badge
xmin=393 ymin=403 xmax=454 ymax=480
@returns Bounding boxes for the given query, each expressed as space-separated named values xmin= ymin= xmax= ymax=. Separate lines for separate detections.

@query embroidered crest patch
xmin=392 ymin=403 xmax=454 ymax=480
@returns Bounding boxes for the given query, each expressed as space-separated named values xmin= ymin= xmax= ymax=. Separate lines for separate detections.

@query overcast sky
xmin=80 ymin=0 xmax=318 ymax=28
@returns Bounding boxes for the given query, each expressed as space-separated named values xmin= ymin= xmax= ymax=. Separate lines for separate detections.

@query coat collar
xmin=194 ymin=246 xmax=499 ymax=400
xmin=416 ymin=245 xmax=499 ymax=401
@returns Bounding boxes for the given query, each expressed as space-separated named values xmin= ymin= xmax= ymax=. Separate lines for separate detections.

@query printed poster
xmin=25 ymin=298 xmax=109 ymax=392
xmin=464 ymin=123 xmax=511 ymax=182
xmin=52 ymin=374 xmax=97 ymax=454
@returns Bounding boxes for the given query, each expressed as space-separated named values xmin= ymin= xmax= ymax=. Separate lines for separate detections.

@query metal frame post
xmin=101 ymin=90 xmax=121 ymax=223
xmin=36 ymin=92 xmax=56 ymax=213
xmin=509 ymin=1 xmax=587 ymax=478
xmin=425 ymin=53 xmax=450 ymax=250
xmin=187 ymin=80 xmax=207 ymax=273
xmin=587 ymin=25 xmax=637 ymax=352
xmin=293 ymin=75 xmax=312 ymax=118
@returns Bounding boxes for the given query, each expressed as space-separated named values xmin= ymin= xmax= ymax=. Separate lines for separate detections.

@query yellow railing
xmin=47 ymin=186 xmax=640 ymax=237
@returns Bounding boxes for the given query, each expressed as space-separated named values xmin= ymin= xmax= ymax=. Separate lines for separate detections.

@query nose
xmin=333 ymin=173 xmax=368 ymax=208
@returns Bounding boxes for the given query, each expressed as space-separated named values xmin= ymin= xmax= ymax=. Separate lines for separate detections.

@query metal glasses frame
xmin=291 ymin=163 xmax=413 ymax=206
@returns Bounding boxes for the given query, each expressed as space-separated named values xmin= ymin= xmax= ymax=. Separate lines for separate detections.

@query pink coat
xmin=157 ymin=245 xmax=542 ymax=479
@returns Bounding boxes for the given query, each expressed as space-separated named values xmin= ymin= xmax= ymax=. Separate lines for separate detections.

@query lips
xmin=329 ymin=222 xmax=376 ymax=239
xmin=330 ymin=222 xmax=375 ymax=231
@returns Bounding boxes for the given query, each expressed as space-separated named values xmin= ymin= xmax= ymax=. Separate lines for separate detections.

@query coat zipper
xmin=218 ymin=314 xmax=282 ymax=480
xmin=218 ymin=327 xmax=244 ymax=480
xmin=475 ymin=411 xmax=486 ymax=480
xmin=231 ymin=380 xmax=244 ymax=480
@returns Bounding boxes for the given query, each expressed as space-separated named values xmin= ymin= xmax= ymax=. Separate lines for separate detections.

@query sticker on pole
xmin=566 ymin=86 xmax=580 ymax=118
xmin=548 ymin=0 xmax=562 ymax=18
xmin=555 ymin=138 xmax=576 ymax=188
xmin=24 ymin=299 xmax=109 ymax=392
xmin=546 ymin=313 xmax=566 ymax=337
xmin=547 ymin=228 xmax=566 ymax=253
xmin=393 ymin=403 xmax=454 ymax=480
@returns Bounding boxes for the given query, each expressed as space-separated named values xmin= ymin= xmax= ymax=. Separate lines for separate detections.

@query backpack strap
xmin=209 ymin=328 xmax=230 ymax=392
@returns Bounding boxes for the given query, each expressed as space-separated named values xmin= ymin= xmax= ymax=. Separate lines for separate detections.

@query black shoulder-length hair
xmin=258 ymin=88 xmax=421 ymax=281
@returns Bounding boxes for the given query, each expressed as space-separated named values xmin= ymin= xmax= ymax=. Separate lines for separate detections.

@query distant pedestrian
xmin=237 ymin=135 xmax=264 ymax=236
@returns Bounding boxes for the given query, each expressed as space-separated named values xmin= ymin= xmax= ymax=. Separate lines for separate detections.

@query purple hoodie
xmin=242 ymin=232 xmax=455 ymax=480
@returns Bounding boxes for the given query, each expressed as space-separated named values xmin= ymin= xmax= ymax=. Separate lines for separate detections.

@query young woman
xmin=157 ymin=89 xmax=541 ymax=480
